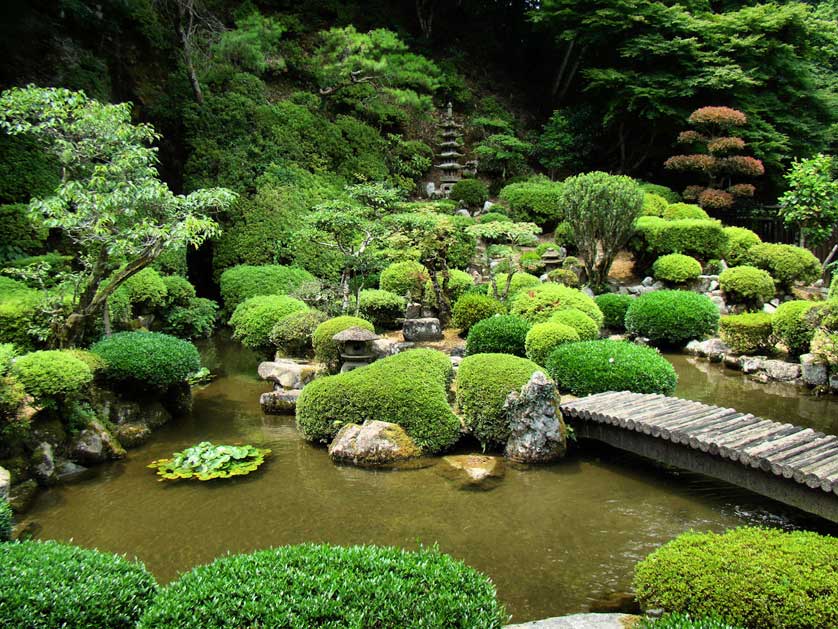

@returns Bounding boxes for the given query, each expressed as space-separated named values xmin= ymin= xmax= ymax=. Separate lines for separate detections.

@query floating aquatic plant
xmin=148 ymin=441 xmax=270 ymax=481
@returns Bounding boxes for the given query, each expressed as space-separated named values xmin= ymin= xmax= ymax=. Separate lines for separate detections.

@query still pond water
xmin=27 ymin=337 xmax=838 ymax=623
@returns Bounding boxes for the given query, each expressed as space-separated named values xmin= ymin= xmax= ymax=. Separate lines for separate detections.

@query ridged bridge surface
xmin=560 ymin=391 xmax=838 ymax=496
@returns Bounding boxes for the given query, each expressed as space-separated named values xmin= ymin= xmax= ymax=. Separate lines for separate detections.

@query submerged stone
xmin=504 ymin=371 xmax=567 ymax=463
xmin=113 ymin=422 xmax=152 ymax=448
xmin=328 ymin=420 xmax=420 ymax=466
xmin=260 ymin=389 xmax=300 ymax=414
xmin=439 ymin=454 xmax=504 ymax=489
xmin=9 ymin=479 xmax=38 ymax=512
xmin=30 ymin=442 xmax=57 ymax=486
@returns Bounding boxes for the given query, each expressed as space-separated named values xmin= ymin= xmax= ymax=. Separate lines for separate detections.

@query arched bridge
xmin=560 ymin=391 xmax=838 ymax=523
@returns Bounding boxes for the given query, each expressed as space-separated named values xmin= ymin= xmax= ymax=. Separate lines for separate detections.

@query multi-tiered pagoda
xmin=436 ymin=102 xmax=465 ymax=196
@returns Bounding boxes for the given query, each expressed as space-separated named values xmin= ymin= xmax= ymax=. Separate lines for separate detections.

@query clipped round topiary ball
xmin=450 ymin=178 xmax=489 ymax=209
xmin=718 ymin=265 xmax=775 ymax=309
xmin=594 ymin=293 xmax=634 ymax=330
xmin=312 ymin=316 xmax=375 ymax=371
xmin=525 ymin=322 xmax=580 ymax=367
xmin=548 ymin=308 xmax=599 ymax=341
xmin=0 ymin=540 xmax=158 ymax=629
xmin=270 ymin=309 xmax=328 ymax=358
xmin=652 ymin=253 xmax=702 ymax=284
xmin=662 ymin=202 xmax=710 ymax=221
xmin=546 ymin=339 xmax=677 ymax=396
xmin=11 ymin=350 xmax=93 ymax=406
xmin=466 ymin=314 xmax=531 ymax=357
xmin=746 ymin=243 xmax=821 ymax=289
xmin=722 ymin=226 xmax=761 ymax=266
xmin=160 ymin=275 xmax=196 ymax=308
xmin=91 ymin=331 xmax=200 ymax=390
xmin=492 ymin=272 xmax=542 ymax=298
xmin=452 ymin=292 xmax=506 ymax=334
xmin=510 ymin=283 xmax=604 ymax=326
xmin=219 ymin=265 xmax=316 ymax=313
xmin=546 ymin=268 xmax=579 ymax=287
xmin=772 ymin=300 xmax=817 ymax=356
xmin=357 ymin=288 xmax=406 ymax=330
xmin=379 ymin=261 xmax=428 ymax=301
xmin=719 ymin=312 xmax=775 ymax=355
xmin=625 ymin=290 xmax=719 ymax=347
xmin=228 ymin=295 xmax=308 ymax=355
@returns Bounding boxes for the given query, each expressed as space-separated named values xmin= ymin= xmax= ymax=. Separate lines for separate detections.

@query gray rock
xmin=70 ymin=421 xmax=126 ymax=465
xmin=372 ymin=338 xmax=401 ymax=358
xmin=258 ymin=360 xmax=318 ymax=390
xmin=708 ymin=280 xmax=720 ymax=292
xmin=110 ymin=399 xmax=171 ymax=429
xmin=686 ymin=338 xmax=730 ymax=362
xmin=762 ymin=359 xmax=802 ymax=382
xmin=112 ymin=423 xmax=152 ymax=448
xmin=770 ymin=298 xmax=781 ymax=307
xmin=30 ymin=442 xmax=57 ymax=486
xmin=483 ymin=200 xmax=495 ymax=213
xmin=763 ymin=302 xmax=777 ymax=314
xmin=9 ymin=479 xmax=38 ymax=512
xmin=641 ymin=276 xmax=654 ymax=287
xmin=405 ymin=302 xmax=423 ymax=319
xmin=450 ymin=355 xmax=463 ymax=368
xmin=504 ymin=371 xmax=567 ymax=463
xmin=651 ymin=280 xmax=665 ymax=290
xmin=260 ymin=389 xmax=300 ymax=414
xmin=723 ymin=353 xmax=742 ymax=369
xmin=328 ymin=420 xmax=420 ymax=466
xmin=814 ymin=278 xmax=825 ymax=288
xmin=455 ymin=209 xmax=471 ymax=217
xmin=439 ymin=455 xmax=504 ymax=490
xmin=739 ymin=356 xmax=766 ymax=374
xmin=710 ymin=294 xmax=728 ymax=313
xmin=402 ymin=317 xmax=443 ymax=342
xmin=633 ymin=337 xmax=651 ymax=346
xmin=0 ymin=466 xmax=9 ymax=500
xmin=425 ymin=181 xmax=436 ymax=197
xmin=800 ymin=353 xmax=828 ymax=386
xmin=55 ymin=459 xmax=88 ymax=482
xmin=830 ymin=374 xmax=838 ymax=392
xmin=581 ymin=286 xmax=595 ymax=298
xmin=505 ymin=614 xmax=634 ymax=629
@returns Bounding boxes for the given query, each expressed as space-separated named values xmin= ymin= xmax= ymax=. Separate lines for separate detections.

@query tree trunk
xmin=340 ymin=270 xmax=351 ymax=314
xmin=176 ymin=3 xmax=204 ymax=104
xmin=416 ymin=0 xmax=436 ymax=39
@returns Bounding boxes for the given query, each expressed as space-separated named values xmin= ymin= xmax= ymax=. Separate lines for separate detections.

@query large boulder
xmin=685 ymin=338 xmax=730 ymax=362
xmin=258 ymin=360 xmax=318 ymax=390
xmin=504 ymin=371 xmax=567 ymax=463
xmin=30 ymin=442 xmax=57 ymax=486
xmin=402 ymin=317 xmax=443 ymax=342
xmin=800 ymin=353 xmax=828 ymax=387
xmin=762 ymin=359 xmax=802 ymax=382
xmin=70 ymin=421 xmax=126 ymax=465
xmin=112 ymin=423 xmax=152 ymax=448
xmin=328 ymin=420 xmax=420 ymax=466
xmin=109 ymin=399 xmax=172 ymax=429
xmin=0 ymin=466 xmax=9 ymax=500
xmin=260 ymin=389 xmax=300 ymax=414
xmin=439 ymin=455 xmax=504 ymax=490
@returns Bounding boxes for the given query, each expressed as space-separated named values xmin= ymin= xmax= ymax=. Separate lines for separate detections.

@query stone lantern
xmin=332 ymin=327 xmax=380 ymax=373
xmin=540 ymin=247 xmax=563 ymax=273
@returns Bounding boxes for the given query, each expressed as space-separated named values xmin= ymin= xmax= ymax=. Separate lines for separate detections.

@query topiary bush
xmin=450 ymin=178 xmax=489 ymax=209
xmin=312 ymin=316 xmax=375 ymax=372
xmin=510 ymin=283 xmax=604 ymax=326
xmin=228 ymin=295 xmax=308 ymax=355
xmin=594 ymin=293 xmax=634 ymax=330
xmin=160 ymin=297 xmax=218 ymax=339
xmin=746 ymin=243 xmax=821 ymax=290
xmin=525 ymin=322 xmax=580 ymax=367
xmin=0 ymin=540 xmax=158 ymax=629
xmin=91 ymin=331 xmax=200 ymax=390
xmin=653 ymin=253 xmax=703 ymax=284
xmin=297 ymin=349 xmax=459 ymax=453
xmin=379 ymin=260 xmax=428 ymax=301
xmin=465 ymin=315 xmax=531 ymax=356
xmin=662 ymin=203 xmax=710 ymax=221
xmin=633 ymin=527 xmax=838 ymax=629
xmin=11 ymin=350 xmax=93 ymax=407
xmin=0 ymin=498 xmax=11 ymax=542
xmin=456 ymin=353 xmax=543 ymax=448
xmin=138 ymin=543 xmax=505 ymax=629
xmin=0 ymin=279 xmax=39 ymax=350
xmin=491 ymin=271 xmax=541 ymax=299
xmin=719 ymin=313 xmax=775 ymax=355
xmin=546 ymin=268 xmax=579 ymax=287
xmin=122 ymin=267 xmax=168 ymax=312
xmin=270 ymin=310 xmax=328 ymax=357
xmin=639 ymin=182 xmax=680 ymax=203
xmin=625 ymin=290 xmax=719 ymax=346
xmin=548 ymin=308 xmax=599 ymax=341
xmin=718 ymin=266 xmax=775 ymax=310
xmin=546 ymin=339 xmax=677 ymax=396
xmin=772 ymin=300 xmax=816 ymax=356
xmin=642 ymin=193 xmax=669 ymax=217
xmin=722 ymin=226 xmax=762 ymax=267
xmin=357 ymin=289 xmax=405 ymax=330
xmin=498 ymin=179 xmax=564 ymax=226
xmin=160 ymin=275 xmax=196 ymax=308
xmin=479 ymin=211 xmax=512 ymax=224
xmin=452 ymin=293 xmax=507 ymax=334
xmin=219 ymin=265 xmax=316 ymax=313
xmin=633 ymin=216 xmax=728 ymax=260
xmin=423 ymin=269 xmax=475 ymax=307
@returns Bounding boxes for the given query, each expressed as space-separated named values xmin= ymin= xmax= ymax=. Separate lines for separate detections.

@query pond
xmin=24 ymin=336 xmax=838 ymax=623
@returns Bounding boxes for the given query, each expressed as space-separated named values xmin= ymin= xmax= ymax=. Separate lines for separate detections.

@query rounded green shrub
xmin=357 ymin=289 xmax=405 ymax=330
xmin=0 ymin=498 xmax=11 ymax=542
xmin=219 ymin=265 xmax=316 ymax=313
xmin=719 ymin=313 xmax=775 ymax=355
xmin=122 ymin=267 xmax=168 ymax=310
xmin=663 ymin=203 xmax=710 ymax=221
xmin=379 ymin=260 xmax=428 ymax=301
xmin=0 ymin=342 xmax=17 ymax=375
xmin=423 ymin=269 xmax=475 ymax=306
xmin=625 ymin=290 xmax=719 ymax=346
xmin=12 ymin=350 xmax=93 ymax=406
xmin=160 ymin=297 xmax=218 ymax=339
xmin=492 ymin=271 xmax=541 ymax=298
xmin=772 ymin=300 xmax=816 ymax=356
xmin=450 ymin=178 xmax=489 ymax=209
xmin=456 ymin=353 xmax=543 ymax=448
xmin=270 ymin=310 xmax=328 ymax=357
xmin=91 ymin=331 xmax=200 ymax=389
xmin=639 ymin=613 xmax=743 ymax=629
xmin=525 ymin=322 xmax=580 ymax=367
xmin=0 ymin=539 xmax=158 ymax=629
xmin=594 ymin=293 xmax=633 ymax=330
xmin=519 ymin=250 xmax=544 ymax=273
xmin=498 ymin=179 xmax=564 ymax=225
xmin=479 ymin=211 xmax=512 ymax=224
xmin=722 ymin=226 xmax=761 ymax=267
xmin=466 ymin=315 xmax=531 ymax=356
xmin=718 ymin=266 xmax=775 ymax=309
xmin=639 ymin=182 xmax=680 ymax=203
xmin=746 ymin=243 xmax=821 ymax=289
xmin=633 ymin=527 xmax=838 ymax=629
xmin=510 ymin=283 xmax=604 ymax=326
xmin=633 ymin=217 xmax=728 ymax=260
xmin=160 ymin=275 xmax=196 ymax=307
xmin=138 ymin=543 xmax=505 ymax=629
xmin=452 ymin=293 xmax=506 ymax=334
xmin=642 ymin=193 xmax=669 ymax=217
xmin=548 ymin=308 xmax=599 ymax=341
xmin=297 ymin=349 xmax=459 ymax=453
xmin=0 ymin=283 xmax=38 ymax=350
xmin=546 ymin=339 xmax=677 ymax=396
xmin=312 ymin=316 xmax=375 ymax=371
xmin=546 ymin=268 xmax=579 ymax=287
xmin=653 ymin=253 xmax=702 ymax=284
xmin=229 ymin=295 xmax=308 ymax=355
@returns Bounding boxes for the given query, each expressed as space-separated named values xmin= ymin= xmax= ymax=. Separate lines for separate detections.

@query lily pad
xmin=148 ymin=441 xmax=271 ymax=481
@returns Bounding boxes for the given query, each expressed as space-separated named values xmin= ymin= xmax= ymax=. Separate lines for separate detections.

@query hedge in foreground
xmin=465 ymin=314 xmax=531 ymax=356
xmin=546 ymin=340 xmax=676 ymax=396
xmin=633 ymin=527 xmax=838 ymax=629
xmin=772 ymin=300 xmax=816 ymax=356
xmin=594 ymin=293 xmax=633 ymax=330
xmin=745 ymin=243 xmax=820 ymax=290
xmin=548 ymin=308 xmax=599 ymax=341
xmin=0 ymin=498 xmax=10 ymax=542
xmin=525 ymin=322 xmax=579 ymax=367
xmin=718 ymin=266 xmax=775 ymax=310
xmin=625 ymin=290 xmax=719 ymax=347
xmin=11 ymin=350 xmax=93 ymax=406
xmin=638 ymin=613 xmax=743 ymax=629
xmin=91 ymin=331 xmax=200 ymax=390
xmin=719 ymin=313 xmax=774 ymax=355
xmin=0 ymin=540 xmax=158 ymax=629
xmin=653 ymin=253 xmax=702 ymax=284
xmin=138 ymin=543 xmax=506 ymax=629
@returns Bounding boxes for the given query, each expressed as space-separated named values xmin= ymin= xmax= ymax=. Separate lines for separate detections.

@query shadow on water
xmin=24 ymin=336 xmax=838 ymax=623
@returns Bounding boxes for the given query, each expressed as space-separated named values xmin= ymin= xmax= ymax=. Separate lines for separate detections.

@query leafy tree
xmin=779 ymin=153 xmax=838 ymax=248
xmin=475 ymin=134 xmax=533 ymax=180
xmin=0 ymin=86 xmax=235 ymax=347
xmin=537 ymin=109 xmax=576 ymax=175
xmin=467 ymin=221 xmax=541 ymax=301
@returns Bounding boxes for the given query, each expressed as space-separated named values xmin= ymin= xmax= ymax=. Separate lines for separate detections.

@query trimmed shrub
xmin=0 ymin=342 xmax=17 ymax=375
xmin=0 ymin=539 xmax=158 ymax=629
xmin=452 ymin=293 xmax=506 ymax=334
xmin=379 ymin=261 xmax=428 ymax=301
xmin=491 ymin=272 xmax=541 ymax=298
xmin=546 ymin=268 xmax=579 ymax=287
xmin=719 ymin=313 xmax=775 ymax=355
xmin=466 ymin=315 xmax=531 ymax=356
xmin=722 ymin=226 xmax=761 ymax=267
xmin=642 ymin=193 xmax=669 ymax=217
xmin=423 ymin=269 xmax=475 ymax=307
xmin=638 ymin=613 xmax=743 ymax=629
xmin=663 ymin=203 xmax=710 ymax=221
xmin=122 ymin=268 xmax=168 ymax=310
xmin=546 ymin=340 xmax=677 ymax=396
xmin=0 ymin=374 xmax=27 ymax=439
xmin=479 ymin=212 xmax=512 ymax=224
xmin=450 ymin=178 xmax=489 ymax=209
xmin=219 ymin=265 xmax=316 ymax=313
xmin=594 ymin=293 xmax=633 ymax=330
xmin=297 ymin=349 xmax=459 ymax=453
xmin=625 ymin=290 xmax=719 ymax=346
xmin=0 ymin=498 xmax=11 ymax=542
xmin=357 ymin=289 xmax=405 ymax=330
xmin=519 ymin=250 xmax=544 ymax=273
xmin=746 ymin=243 xmax=821 ymax=289
xmin=525 ymin=322 xmax=580 ymax=366
xmin=270 ymin=310 xmax=328 ymax=357
xmin=548 ymin=309 xmax=599 ymax=341
xmin=456 ymin=353 xmax=543 ymax=448
xmin=0 ymin=282 xmax=38 ymax=350
xmin=229 ymin=295 xmax=308 ymax=355
xmin=312 ymin=316 xmax=375 ymax=371
xmin=772 ymin=300 xmax=816 ymax=356
xmin=12 ymin=350 xmax=93 ymax=407
xmin=718 ymin=266 xmax=775 ymax=309
xmin=160 ymin=297 xmax=218 ymax=339
xmin=639 ymin=181 xmax=680 ymax=203
xmin=138 ymin=543 xmax=505 ymax=629
xmin=510 ymin=283 xmax=604 ymax=326
xmin=633 ymin=216 xmax=728 ymax=260
xmin=91 ymin=331 xmax=200 ymax=390
xmin=160 ymin=275 xmax=196 ymax=308
xmin=633 ymin=527 xmax=838 ymax=629
xmin=498 ymin=179 xmax=564 ymax=226
xmin=829 ymin=274 xmax=838 ymax=300
xmin=653 ymin=253 xmax=702 ymax=284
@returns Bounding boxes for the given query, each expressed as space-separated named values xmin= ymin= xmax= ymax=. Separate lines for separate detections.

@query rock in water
xmin=402 ymin=317 xmax=443 ymax=342
xmin=504 ymin=371 xmax=567 ymax=463
xmin=440 ymin=455 xmax=504 ymax=489
xmin=260 ymin=389 xmax=300 ymax=414
xmin=258 ymin=360 xmax=318 ymax=390
xmin=30 ymin=442 xmax=57 ymax=486
xmin=113 ymin=423 xmax=152 ymax=448
xmin=800 ymin=353 xmax=828 ymax=387
xmin=70 ymin=421 xmax=126 ymax=464
xmin=328 ymin=420 xmax=420 ymax=466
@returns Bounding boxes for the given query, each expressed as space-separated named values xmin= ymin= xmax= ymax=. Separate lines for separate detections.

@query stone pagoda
xmin=435 ymin=102 xmax=465 ymax=196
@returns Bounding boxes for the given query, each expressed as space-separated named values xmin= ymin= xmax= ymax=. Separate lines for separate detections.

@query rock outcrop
xmin=402 ymin=317 xmax=443 ymax=342
xmin=0 ymin=466 xmax=9 ymax=500
xmin=70 ymin=421 xmax=126 ymax=465
xmin=504 ymin=371 xmax=567 ymax=463
xmin=328 ymin=420 xmax=420 ymax=466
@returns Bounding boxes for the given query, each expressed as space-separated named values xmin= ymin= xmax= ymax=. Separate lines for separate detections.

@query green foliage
xmin=633 ymin=217 xmax=729 ymax=261
xmin=779 ymin=154 xmax=838 ymax=247
xmin=452 ymin=293 xmax=507 ymax=334
xmin=466 ymin=315 xmax=531 ymax=357
xmin=525 ymin=322 xmax=580 ymax=367
xmin=638 ymin=613 xmax=742 ymax=629
xmin=423 ymin=270 xmax=474 ymax=307
xmin=642 ymin=193 xmax=669 ymax=217
xmin=160 ymin=275 xmax=196 ymax=308
xmin=548 ymin=309 xmax=599 ymax=341
xmin=450 ymin=179 xmax=489 ymax=209
xmin=719 ymin=313 xmax=775 ymax=355
xmin=772 ymin=300 xmax=817 ymax=355
xmin=312 ymin=316 xmax=375 ymax=371
xmin=536 ymin=110 xmax=577 ymax=173
xmin=498 ymin=179 xmax=564 ymax=226
xmin=547 ymin=268 xmax=579 ymax=287
xmin=138 ymin=543 xmax=504 ymax=629
xmin=270 ymin=310 xmax=327 ymax=357
xmin=746 ymin=243 xmax=821 ymax=289
xmin=0 ymin=282 xmax=38 ymax=350
xmin=0 ymin=374 xmax=27 ymax=440
xmin=0 ymin=204 xmax=47 ymax=261
xmin=148 ymin=442 xmax=271 ymax=481
xmin=510 ymin=283 xmax=604 ymax=326
xmin=219 ymin=265 xmax=316 ymax=313
xmin=229 ymin=295 xmax=308 ymax=355
xmin=0 ymin=342 xmax=16 ymax=375
xmin=475 ymin=133 xmax=533 ymax=180
xmin=639 ymin=182 xmax=680 ymax=204
xmin=663 ymin=203 xmax=710 ymax=221
xmin=830 ymin=275 xmax=838 ymax=301
xmin=653 ymin=254 xmax=703 ymax=284
xmin=467 ymin=220 xmax=541 ymax=247
xmin=297 ymin=349 xmax=459 ymax=453
xmin=547 ymin=340 xmax=677 ymax=396
xmin=625 ymin=290 xmax=719 ymax=346
xmin=633 ymin=527 xmax=838 ymax=629
xmin=0 ymin=539 xmax=158 ymax=629
xmin=718 ymin=266 xmax=776 ymax=309
xmin=447 ymin=215 xmax=479 ymax=269
xmin=357 ymin=289 xmax=405 ymax=330
xmin=479 ymin=212 xmax=512 ymax=224
xmin=491 ymin=272 xmax=541 ymax=299
xmin=456 ymin=353 xmax=542 ymax=448
xmin=12 ymin=350 xmax=92 ymax=406
xmin=594 ymin=293 xmax=634 ymax=330
xmin=123 ymin=268 xmax=168 ymax=310
xmin=0 ymin=133 xmax=60 ymax=204
xmin=722 ymin=227 xmax=762 ymax=267
xmin=91 ymin=331 xmax=201 ymax=390
xmin=0 ymin=498 xmax=10 ymax=542
xmin=386 ymin=135 xmax=433 ymax=193
xmin=161 ymin=298 xmax=218 ymax=340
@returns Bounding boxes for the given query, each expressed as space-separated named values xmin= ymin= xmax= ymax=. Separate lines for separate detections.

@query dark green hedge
xmin=465 ymin=315 xmax=531 ymax=356
xmin=219 ymin=264 xmax=316 ymax=312
xmin=594 ymin=293 xmax=633 ymax=330
xmin=625 ymin=290 xmax=719 ymax=347
xmin=91 ymin=331 xmax=200 ymax=390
